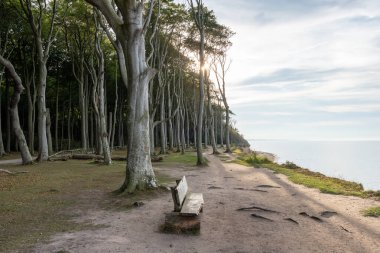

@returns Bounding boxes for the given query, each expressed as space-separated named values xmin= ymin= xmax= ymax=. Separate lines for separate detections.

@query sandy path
xmin=31 ymin=153 xmax=380 ymax=253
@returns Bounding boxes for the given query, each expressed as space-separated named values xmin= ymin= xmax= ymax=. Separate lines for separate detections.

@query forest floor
xmin=1 ymin=149 xmax=380 ymax=253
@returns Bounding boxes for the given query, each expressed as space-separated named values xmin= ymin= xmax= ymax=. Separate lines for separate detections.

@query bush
xmin=282 ymin=161 xmax=301 ymax=169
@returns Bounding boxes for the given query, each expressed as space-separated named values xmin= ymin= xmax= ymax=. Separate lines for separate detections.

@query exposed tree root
xmin=250 ymin=213 xmax=273 ymax=221
xmin=299 ymin=212 xmax=324 ymax=222
xmin=237 ymin=205 xmax=280 ymax=213
xmin=284 ymin=218 xmax=299 ymax=224
xmin=256 ymin=184 xmax=281 ymax=189
xmin=0 ymin=169 xmax=28 ymax=175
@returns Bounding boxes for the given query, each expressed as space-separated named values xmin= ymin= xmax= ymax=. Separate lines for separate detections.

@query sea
xmin=249 ymin=140 xmax=380 ymax=191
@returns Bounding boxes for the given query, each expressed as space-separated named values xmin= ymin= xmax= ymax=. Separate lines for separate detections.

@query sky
xmin=181 ymin=0 xmax=380 ymax=141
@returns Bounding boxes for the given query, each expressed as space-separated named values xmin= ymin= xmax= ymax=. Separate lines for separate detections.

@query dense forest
xmin=0 ymin=0 xmax=249 ymax=192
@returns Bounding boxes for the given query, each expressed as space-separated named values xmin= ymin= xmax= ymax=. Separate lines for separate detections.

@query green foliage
xmin=362 ymin=206 xmax=380 ymax=217
xmin=159 ymin=151 xmax=198 ymax=166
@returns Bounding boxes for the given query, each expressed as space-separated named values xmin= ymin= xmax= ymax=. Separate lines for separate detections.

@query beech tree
xmin=19 ymin=0 xmax=58 ymax=161
xmin=84 ymin=0 xmax=158 ymax=192
xmin=213 ymin=53 xmax=232 ymax=152
xmin=188 ymin=0 xmax=206 ymax=166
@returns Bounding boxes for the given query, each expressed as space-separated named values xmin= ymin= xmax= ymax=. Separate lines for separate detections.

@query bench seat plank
xmin=180 ymin=193 xmax=204 ymax=216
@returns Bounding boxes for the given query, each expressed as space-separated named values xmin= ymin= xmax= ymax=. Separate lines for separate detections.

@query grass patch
xmin=235 ymin=153 xmax=380 ymax=200
xmin=159 ymin=152 xmax=197 ymax=166
xmin=362 ymin=206 xmax=380 ymax=217
xmin=0 ymin=159 xmax=173 ymax=252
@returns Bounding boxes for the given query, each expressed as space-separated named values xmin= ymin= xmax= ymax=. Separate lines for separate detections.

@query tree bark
xmin=46 ymin=108 xmax=53 ymax=154
xmin=20 ymin=0 xmax=58 ymax=161
xmin=5 ymin=75 xmax=11 ymax=153
xmin=159 ymin=87 xmax=166 ymax=154
xmin=55 ymin=67 xmax=59 ymax=152
xmin=207 ymin=81 xmax=218 ymax=154
xmin=0 ymin=73 xmax=6 ymax=156
xmin=0 ymin=55 xmax=33 ymax=164
xmin=67 ymin=82 xmax=71 ymax=150
xmin=86 ymin=0 xmax=157 ymax=192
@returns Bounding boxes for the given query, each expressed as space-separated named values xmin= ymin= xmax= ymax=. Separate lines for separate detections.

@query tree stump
xmin=161 ymin=213 xmax=200 ymax=235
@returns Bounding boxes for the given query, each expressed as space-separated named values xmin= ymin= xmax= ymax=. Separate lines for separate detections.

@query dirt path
xmin=31 ymin=153 xmax=380 ymax=253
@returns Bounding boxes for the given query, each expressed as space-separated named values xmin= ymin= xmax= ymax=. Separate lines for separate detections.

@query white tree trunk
xmin=86 ymin=0 xmax=157 ymax=192
xmin=37 ymin=60 xmax=49 ymax=161
xmin=0 ymin=56 xmax=33 ymax=164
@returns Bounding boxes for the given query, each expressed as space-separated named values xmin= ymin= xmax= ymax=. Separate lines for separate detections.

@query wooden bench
xmin=170 ymin=176 xmax=204 ymax=216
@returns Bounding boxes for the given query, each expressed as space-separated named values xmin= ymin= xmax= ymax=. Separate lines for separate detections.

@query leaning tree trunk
xmin=0 ymin=73 xmax=5 ymax=156
xmin=0 ymin=56 xmax=33 ymax=164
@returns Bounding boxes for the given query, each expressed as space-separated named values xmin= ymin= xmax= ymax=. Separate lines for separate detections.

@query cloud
xmin=239 ymin=68 xmax=344 ymax=86
xmin=320 ymin=104 xmax=380 ymax=113
xmin=178 ymin=0 xmax=380 ymax=140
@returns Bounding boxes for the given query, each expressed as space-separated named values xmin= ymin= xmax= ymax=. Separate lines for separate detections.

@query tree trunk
xmin=67 ymin=82 xmax=71 ymax=150
xmin=111 ymin=67 xmax=118 ymax=149
xmin=225 ymin=107 xmax=231 ymax=152
xmin=0 ymin=73 xmax=6 ymax=156
xmin=160 ymin=87 xmax=166 ymax=154
xmin=46 ymin=108 xmax=53 ymax=154
xmin=108 ymin=112 xmax=112 ymax=144
xmin=185 ymin=105 xmax=190 ymax=147
xmin=119 ymin=4 xmax=157 ymax=192
xmin=5 ymin=75 xmax=11 ymax=153
xmin=78 ymin=58 xmax=88 ymax=151
xmin=176 ymin=112 xmax=181 ymax=152
xmin=95 ymin=26 xmax=112 ymax=165
xmin=36 ymin=53 xmax=49 ymax=161
xmin=167 ymin=82 xmax=174 ymax=150
xmin=0 ymin=56 xmax=33 ymax=164
xmin=55 ymin=72 xmax=59 ymax=152
xmin=86 ymin=0 xmax=157 ymax=192
xmin=90 ymin=110 xmax=94 ymax=149
xmin=207 ymin=83 xmax=218 ymax=154
xmin=196 ymin=28 xmax=205 ymax=165
xmin=25 ymin=66 xmax=35 ymax=155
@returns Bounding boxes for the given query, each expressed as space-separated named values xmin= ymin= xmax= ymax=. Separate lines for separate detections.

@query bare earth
xmin=31 ymin=153 xmax=380 ymax=253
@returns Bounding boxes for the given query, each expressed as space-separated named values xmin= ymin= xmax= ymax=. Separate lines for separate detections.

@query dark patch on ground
xmin=320 ymin=211 xmax=337 ymax=218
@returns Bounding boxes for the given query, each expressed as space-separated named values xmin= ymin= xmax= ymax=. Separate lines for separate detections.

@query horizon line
xmin=247 ymin=138 xmax=380 ymax=142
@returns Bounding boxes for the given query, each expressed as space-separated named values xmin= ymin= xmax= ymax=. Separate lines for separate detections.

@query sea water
xmin=249 ymin=140 xmax=380 ymax=190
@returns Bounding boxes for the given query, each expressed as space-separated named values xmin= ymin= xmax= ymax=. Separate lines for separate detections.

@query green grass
xmin=234 ymin=154 xmax=380 ymax=200
xmin=159 ymin=151 xmax=198 ymax=166
xmin=362 ymin=206 xmax=380 ymax=217
xmin=0 ymin=159 xmax=174 ymax=252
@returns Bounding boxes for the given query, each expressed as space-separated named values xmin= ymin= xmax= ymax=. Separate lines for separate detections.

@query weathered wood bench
xmin=171 ymin=176 xmax=204 ymax=216
xmin=162 ymin=176 xmax=204 ymax=234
